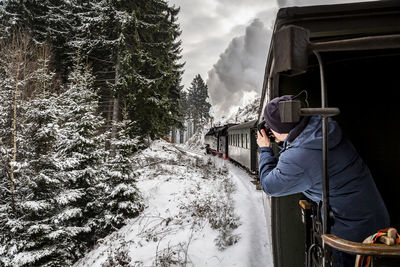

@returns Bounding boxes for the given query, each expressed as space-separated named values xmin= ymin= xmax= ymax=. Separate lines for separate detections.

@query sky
xmin=168 ymin=0 xmax=378 ymax=120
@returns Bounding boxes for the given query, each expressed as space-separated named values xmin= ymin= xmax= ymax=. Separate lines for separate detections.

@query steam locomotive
xmin=205 ymin=1 xmax=400 ymax=266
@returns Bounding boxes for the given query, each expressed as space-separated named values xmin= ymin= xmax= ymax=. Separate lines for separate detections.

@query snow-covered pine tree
xmin=0 ymin=34 xmax=68 ymax=266
xmin=103 ymin=114 xmax=144 ymax=233
xmin=0 ymin=33 xmax=19 ymax=267
xmin=55 ymin=54 xmax=144 ymax=263
xmin=187 ymin=74 xmax=212 ymax=133
xmin=54 ymin=55 xmax=109 ymax=261
xmin=70 ymin=0 xmax=138 ymax=150
xmin=129 ymin=0 xmax=184 ymax=141
xmin=0 ymin=0 xmax=23 ymax=39
xmin=0 ymin=0 xmax=75 ymax=77
xmin=68 ymin=0 xmax=117 ymax=114
xmin=10 ymin=47 xmax=65 ymax=267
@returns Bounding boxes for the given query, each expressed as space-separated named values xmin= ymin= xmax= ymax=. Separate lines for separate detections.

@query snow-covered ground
xmin=74 ymin=140 xmax=272 ymax=267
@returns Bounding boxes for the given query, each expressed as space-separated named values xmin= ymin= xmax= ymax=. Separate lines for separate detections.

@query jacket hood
xmin=286 ymin=116 xmax=342 ymax=150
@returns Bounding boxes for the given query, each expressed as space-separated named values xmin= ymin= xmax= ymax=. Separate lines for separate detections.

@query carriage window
xmin=241 ymin=134 xmax=243 ymax=148
xmin=245 ymin=134 xmax=248 ymax=149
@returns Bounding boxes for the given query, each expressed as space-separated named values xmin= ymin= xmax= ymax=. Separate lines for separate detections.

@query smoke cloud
xmin=207 ymin=0 xmax=379 ymax=121
xmin=207 ymin=18 xmax=272 ymax=120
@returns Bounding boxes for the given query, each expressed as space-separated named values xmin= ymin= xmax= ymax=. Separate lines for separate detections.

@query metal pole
xmin=314 ymin=51 xmax=331 ymax=267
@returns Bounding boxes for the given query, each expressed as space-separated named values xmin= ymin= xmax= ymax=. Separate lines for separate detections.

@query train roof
xmin=216 ymin=123 xmax=237 ymax=134
xmin=275 ymin=1 xmax=400 ymax=40
xmin=228 ymin=120 xmax=257 ymax=131
xmin=205 ymin=123 xmax=237 ymax=136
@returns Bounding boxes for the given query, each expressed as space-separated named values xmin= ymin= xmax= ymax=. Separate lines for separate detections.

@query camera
xmin=257 ymin=121 xmax=275 ymax=142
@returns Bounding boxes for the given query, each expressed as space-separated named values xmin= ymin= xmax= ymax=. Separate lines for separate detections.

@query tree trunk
xmin=171 ymin=127 xmax=176 ymax=143
xmin=179 ymin=128 xmax=184 ymax=143
xmin=187 ymin=120 xmax=191 ymax=140
xmin=110 ymin=53 xmax=121 ymax=157
xmin=193 ymin=120 xmax=197 ymax=135
xmin=9 ymin=39 xmax=22 ymax=214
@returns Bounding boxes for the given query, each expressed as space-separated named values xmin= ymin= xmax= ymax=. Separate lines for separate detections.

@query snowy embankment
xmin=74 ymin=140 xmax=272 ymax=267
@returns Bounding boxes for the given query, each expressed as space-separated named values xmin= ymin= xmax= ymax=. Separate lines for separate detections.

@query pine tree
xmin=54 ymin=56 xmax=109 ymax=260
xmin=103 ymin=116 xmax=144 ymax=232
xmin=71 ymin=0 xmax=143 ymax=147
xmin=187 ymin=74 xmax=212 ymax=133
xmin=0 ymin=0 xmax=75 ymax=77
xmin=126 ymin=0 xmax=184 ymax=141
xmin=0 ymin=34 xmax=68 ymax=266
xmin=1 ymin=0 xmax=185 ymax=145
xmin=12 ymin=64 xmax=63 ymax=267
xmin=0 ymin=31 xmax=41 ymax=244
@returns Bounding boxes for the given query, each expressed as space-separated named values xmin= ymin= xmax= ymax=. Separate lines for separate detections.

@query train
xmin=205 ymin=1 xmax=400 ymax=266
xmin=204 ymin=123 xmax=237 ymax=159
xmin=204 ymin=120 xmax=259 ymax=172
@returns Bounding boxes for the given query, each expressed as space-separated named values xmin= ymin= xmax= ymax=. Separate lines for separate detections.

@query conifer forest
xmin=0 ymin=0 xmax=212 ymax=265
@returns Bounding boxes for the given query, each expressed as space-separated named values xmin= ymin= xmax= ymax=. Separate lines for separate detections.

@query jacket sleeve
xmin=259 ymin=147 xmax=311 ymax=197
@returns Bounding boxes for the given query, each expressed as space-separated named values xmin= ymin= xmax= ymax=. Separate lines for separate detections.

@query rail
xmin=322 ymin=234 xmax=400 ymax=257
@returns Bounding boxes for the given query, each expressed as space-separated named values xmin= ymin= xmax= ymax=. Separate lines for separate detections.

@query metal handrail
xmin=322 ymin=234 xmax=400 ymax=257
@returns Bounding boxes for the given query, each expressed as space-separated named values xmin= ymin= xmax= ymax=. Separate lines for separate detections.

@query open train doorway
xmin=260 ymin=2 xmax=400 ymax=266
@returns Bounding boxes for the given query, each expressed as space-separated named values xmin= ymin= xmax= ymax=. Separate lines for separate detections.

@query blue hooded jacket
xmin=259 ymin=116 xmax=390 ymax=242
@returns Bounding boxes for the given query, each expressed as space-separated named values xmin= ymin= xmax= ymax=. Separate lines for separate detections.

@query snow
xmin=74 ymin=140 xmax=273 ymax=267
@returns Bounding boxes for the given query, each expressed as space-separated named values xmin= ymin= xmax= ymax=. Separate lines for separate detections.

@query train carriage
xmin=259 ymin=1 xmax=400 ymax=266
xmin=227 ymin=120 xmax=258 ymax=172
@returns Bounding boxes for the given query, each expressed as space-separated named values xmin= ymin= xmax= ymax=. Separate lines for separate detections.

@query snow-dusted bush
xmin=180 ymin=168 xmax=241 ymax=251
xmin=154 ymin=242 xmax=191 ymax=267
xmin=102 ymin=242 xmax=134 ymax=267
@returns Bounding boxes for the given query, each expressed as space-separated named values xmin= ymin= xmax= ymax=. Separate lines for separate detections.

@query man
xmin=257 ymin=95 xmax=390 ymax=267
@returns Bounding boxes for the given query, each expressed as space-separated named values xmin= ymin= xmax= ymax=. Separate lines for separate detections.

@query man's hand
xmin=257 ymin=129 xmax=271 ymax=148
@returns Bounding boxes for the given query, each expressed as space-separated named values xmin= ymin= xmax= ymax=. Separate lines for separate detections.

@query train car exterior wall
xmin=228 ymin=121 xmax=258 ymax=172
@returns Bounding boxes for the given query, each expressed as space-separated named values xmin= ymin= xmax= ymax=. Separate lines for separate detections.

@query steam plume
xmin=207 ymin=19 xmax=271 ymax=120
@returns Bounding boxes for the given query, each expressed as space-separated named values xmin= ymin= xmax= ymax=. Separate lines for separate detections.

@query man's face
xmin=271 ymin=129 xmax=288 ymax=142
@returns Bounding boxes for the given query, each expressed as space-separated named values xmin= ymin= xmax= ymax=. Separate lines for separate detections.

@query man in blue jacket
xmin=257 ymin=95 xmax=390 ymax=267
